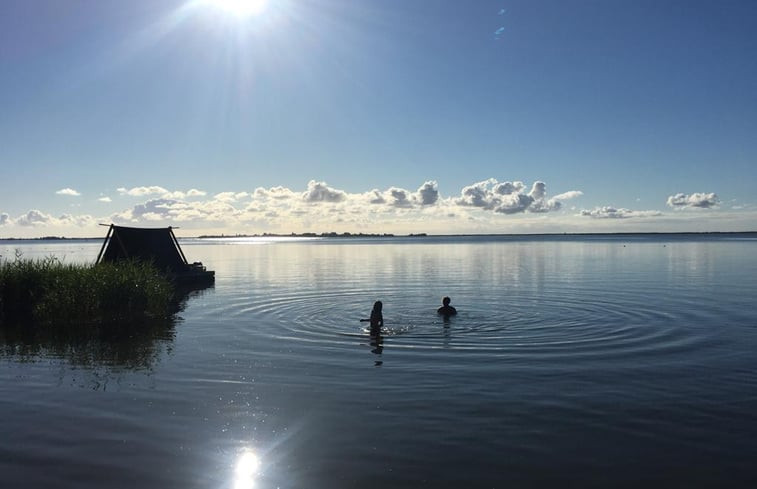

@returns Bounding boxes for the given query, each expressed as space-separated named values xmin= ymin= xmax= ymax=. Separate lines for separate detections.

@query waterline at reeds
xmin=0 ymin=253 xmax=174 ymax=329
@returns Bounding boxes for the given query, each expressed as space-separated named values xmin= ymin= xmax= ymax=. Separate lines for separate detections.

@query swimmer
xmin=360 ymin=300 xmax=384 ymax=332
xmin=437 ymin=296 xmax=457 ymax=317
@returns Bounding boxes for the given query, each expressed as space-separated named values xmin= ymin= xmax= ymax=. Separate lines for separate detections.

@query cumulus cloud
xmin=302 ymin=180 xmax=347 ymax=203
xmin=366 ymin=189 xmax=386 ymax=204
xmin=116 ymin=186 xmax=206 ymax=199
xmin=214 ymin=191 xmax=249 ymax=202
xmin=118 ymin=186 xmax=168 ymax=197
xmin=666 ymin=192 xmax=719 ymax=209
xmin=254 ymin=186 xmax=297 ymax=200
xmin=497 ymin=193 xmax=534 ymax=214
xmin=386 ymin=187 xmax=413 ymax=208
xmin=16 ymin=210 xmax=54 ymax=226
xmin=57 ymin=213 xmax=95 ymax=227
xmin=115 ymin=199 xmax=191 ymax=222
xmin=56 ymin=188 xmax=81 ymax=197
xmin=416 ymin=181 xmax=439 ymax=206
xmin=112 ymin=197 xmax=242 ymax=225
xmin=362 ymin=181 xmax=439 ymax=208
xmin=580 ymin=207 xmax=662 ymax=219
xmin=11 ymin=210 xmax=95 ymax=227
xmin=458 ymin=178 xmax=496 ymax=208
xmin=1 ymin=180 xmax=587 ymax=234
xmin=456 ymin=179 xmax=578 ymax=214
xmin=249 ymin=181 xmax=439 ymax=213
xmin=132 ymin=199 xmax=180 ymax=219
xmin=0 ymin=213 xmax=11 ymax=226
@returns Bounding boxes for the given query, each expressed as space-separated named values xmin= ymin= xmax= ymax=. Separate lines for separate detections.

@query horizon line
xmin=2 ymin=230 xmax=757 ymax=241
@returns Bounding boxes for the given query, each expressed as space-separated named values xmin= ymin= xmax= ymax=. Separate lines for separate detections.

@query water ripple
xmin=195 ymin=279 xmax=728 ymax=365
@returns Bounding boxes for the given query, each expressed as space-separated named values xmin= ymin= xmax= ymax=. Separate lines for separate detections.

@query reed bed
xmin=0 ymin=254 xmax=174 ymax=328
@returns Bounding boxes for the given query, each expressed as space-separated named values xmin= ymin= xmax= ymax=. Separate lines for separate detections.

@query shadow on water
xmin=0 ymin=284 xmax=213 ymax=370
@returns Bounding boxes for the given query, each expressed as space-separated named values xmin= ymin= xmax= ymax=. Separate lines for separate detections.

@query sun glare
xmin=233 ymin=449 xmax=261 ymax=489
xmin=206 ymin=0 xmax=268 ymax=18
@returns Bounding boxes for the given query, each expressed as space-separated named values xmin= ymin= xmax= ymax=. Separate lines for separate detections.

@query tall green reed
xmin=0 ymin=253 xmax=174 ymax=328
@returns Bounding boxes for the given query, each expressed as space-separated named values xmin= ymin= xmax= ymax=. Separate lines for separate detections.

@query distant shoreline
xmin=2 ymin=231 xmax=757 ymax=241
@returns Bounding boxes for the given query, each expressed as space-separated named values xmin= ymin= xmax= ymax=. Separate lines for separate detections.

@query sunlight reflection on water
xmin=233 ymin=449 xmax=260 ymax=489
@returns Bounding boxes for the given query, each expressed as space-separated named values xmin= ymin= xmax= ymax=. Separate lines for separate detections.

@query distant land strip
xmin=2 ymin=231 xmax=757 ymax=241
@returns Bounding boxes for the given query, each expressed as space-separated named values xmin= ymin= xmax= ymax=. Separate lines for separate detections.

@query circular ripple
xmin=193 ymin=279 xmax=729 ymax=364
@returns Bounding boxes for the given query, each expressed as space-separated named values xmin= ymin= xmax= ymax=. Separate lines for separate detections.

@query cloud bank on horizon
xmin=0 ymin=178 xmax=742 ymax=237
xmin=580 ymin=207 xmax=662 ymax=219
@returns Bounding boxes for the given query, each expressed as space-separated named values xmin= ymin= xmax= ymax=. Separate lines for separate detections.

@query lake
xmin=1 ymin=234 xmax=757 ymax=488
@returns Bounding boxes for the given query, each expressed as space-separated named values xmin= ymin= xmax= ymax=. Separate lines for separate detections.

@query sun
xmin=205 ymin=0 xmax=269 ymax=18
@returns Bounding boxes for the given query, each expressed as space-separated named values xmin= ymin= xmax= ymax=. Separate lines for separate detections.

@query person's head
xmin=373 ymin=300 xmax=383 ymax=312
xmin=442 ymin=296 xmax=451 ymax=306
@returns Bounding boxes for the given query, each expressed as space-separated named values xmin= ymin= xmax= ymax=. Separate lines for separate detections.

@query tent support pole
xmin=95 ymin=224 xmax=114 ymax=264
xmin=169 ymin=227 xmax=189 ymax=265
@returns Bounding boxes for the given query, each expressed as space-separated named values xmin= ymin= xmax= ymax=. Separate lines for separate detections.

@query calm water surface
xmin=2 ymin=235 xmax=757 ymax=488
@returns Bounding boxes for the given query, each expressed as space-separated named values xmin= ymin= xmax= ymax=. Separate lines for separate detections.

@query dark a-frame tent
xmin=96 ymin=225 xmax=214 ymax=283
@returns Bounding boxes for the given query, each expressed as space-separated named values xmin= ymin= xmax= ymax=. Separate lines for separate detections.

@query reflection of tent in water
xmin=96 ymin=225 xmax=214 ymax=284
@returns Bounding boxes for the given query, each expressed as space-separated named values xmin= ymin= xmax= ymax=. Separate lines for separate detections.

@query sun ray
xmin=202 ymin=0 xmax=269 ymax=19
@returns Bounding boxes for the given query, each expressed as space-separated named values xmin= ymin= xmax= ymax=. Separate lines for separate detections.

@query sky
xmin=1 ymin=0 xmax=756 ymax=237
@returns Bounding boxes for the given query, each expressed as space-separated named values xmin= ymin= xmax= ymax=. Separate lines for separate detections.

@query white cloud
xmin=580 ymin=206 xmax=662 ymax=219
xmin=458 ymin=178 xmax=498 ymax=208
xmin=415 ymin=181 xmax=439 ymax=206
xmin=386 ymin=187 xmax=413 ymax=208
xmin=366 ymin=189 xmax=386 ymax=204
xmin=456 ymin=179 xmax=578 ymax=214
xmin=16 ymin=210 xmax=54 ymax=226
xmin=254 ymin=186 xmax=297 ymax=200
xmin=116 ymin=186 xmax=207 ymax=199
xmin=117 ymin=186 xmax=168 ymax=197
xmin=302 ymin=180 xmax=347 ymax=203
xmin=214 ymin=191 xmax=249 ymax=202
xmin=163 ymin=189 xmax=207 ymax=199
xmin=111 ymin=197 xmax=242 ymax=225
xmin=493 ymin=181 xmax=525 ymax=195
xmin=553 ymin=190 xmax=583 ymax=201
xmin=667 ymin=192 xmax=719 ymax=209
xmin=497 ymin=193 xmax=534 ymax=214
xmin=56 ymin=188 xmax=81 ymax=197
xmin=12 ymin=210 xmax=94 ymax=227
xmin=98 ymin=196 xmax=112 ymax=202
xmin=528 ymin=181 xmax=546 ymax=200
xmin=8 ymin=180 xmax=750 ymax=237
xmin=57 ymin=213 xmax=95 ymax=227
xmin=356 ymin=182 xmax=439 ymax=208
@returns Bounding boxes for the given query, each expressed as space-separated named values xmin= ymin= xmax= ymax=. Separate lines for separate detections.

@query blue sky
xmin=1 ymin=0 xmax=756 ymax=237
